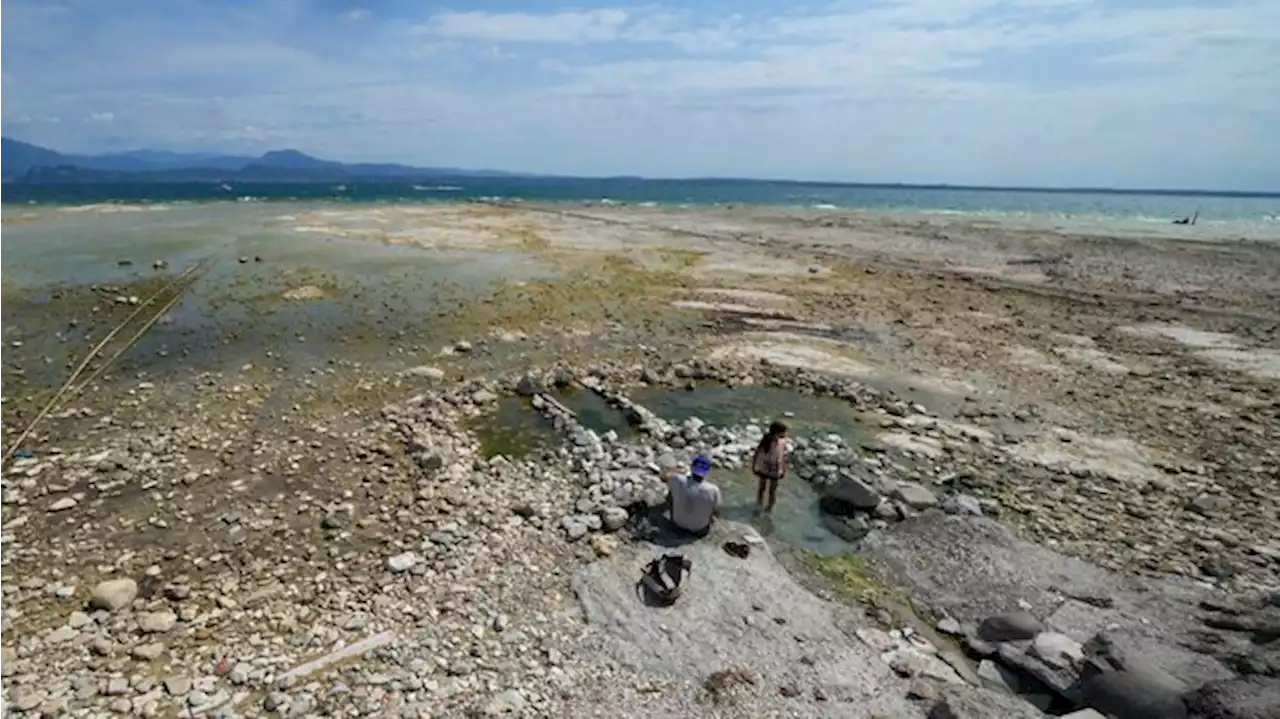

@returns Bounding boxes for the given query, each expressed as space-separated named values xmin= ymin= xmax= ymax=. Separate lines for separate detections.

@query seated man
xmin=667 ymin=454 xmax=722 ymax=538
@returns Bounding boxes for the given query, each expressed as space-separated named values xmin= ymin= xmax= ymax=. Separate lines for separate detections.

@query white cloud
xmin=88 ymin=111 xmax=115 ymax=122
xmin=417 ymin=8 xmax=632 ymax=44
xmin=340 ymin=8 xmax=370 ymax=23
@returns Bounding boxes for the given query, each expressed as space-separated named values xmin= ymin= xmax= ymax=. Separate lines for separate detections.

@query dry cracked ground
xmin=2 ymin=202 xmax=1278 ymax=718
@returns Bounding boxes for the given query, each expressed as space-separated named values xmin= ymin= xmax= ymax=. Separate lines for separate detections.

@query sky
xmin=2 ymin=0 xmax=1278 ymax=190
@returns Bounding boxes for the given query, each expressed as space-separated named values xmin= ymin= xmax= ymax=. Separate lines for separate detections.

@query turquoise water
xmin=4 ymin=179 xmax=1278 ymax=228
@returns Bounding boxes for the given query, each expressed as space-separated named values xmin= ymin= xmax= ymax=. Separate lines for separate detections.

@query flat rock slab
xmin=568 ymin=522 xmax=1031 ymax=718
xmin=857 ymin=513 xmax=1234 ymax=688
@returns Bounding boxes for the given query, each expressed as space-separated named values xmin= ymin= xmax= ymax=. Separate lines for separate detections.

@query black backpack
xmin=638 ymin=554 xmax=692 ymax=606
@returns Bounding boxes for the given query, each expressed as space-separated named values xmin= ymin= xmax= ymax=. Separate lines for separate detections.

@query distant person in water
xmin=753 ymin=422 xmax=789 ymax=515
xmin=667 ymin=454 xmax=721 ymax=538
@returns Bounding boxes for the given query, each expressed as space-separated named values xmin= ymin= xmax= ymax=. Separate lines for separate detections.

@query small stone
xmin=164 ymin=676 xmax=192 ymax=696
xmin=907 ymin=680 xmax=939 ymax=702
xmin=892 ymin=481 xmax=938 ymax=510
xmin=941 ymin=494 xmax=983 ymax=516
xmin=47 ymin=625 xmax=78 ymax=643
xmin=91 ymin=636 xmax=115 ymax=655
xmin=9 ymin=687 xmax=45 ymax=712
xmin=1031 ymin=631 xmax=1084 ymax=668
xmin=471 ymin=388 xmax=498 ymax=404
xmin=936 ymin=617 xmax=963 ymax=636
xmin=599 ymin=506 xmax=629 ymax=531
xmin=263 ymin=692 xmax=290 ymax=712
xmin=132 ymin=642 xmax=165 ymax=660
xmin=187 ymin=690 xmax=209 ymax=707
xmin=453 ymin=340 xmax=473 ymax=353
xmin=401 ymin=366 xmax=445 ymax=381
xmin=48 ymin=497 xmax=78 ymax=512
xmin=484 ymin=688 xmax=526 ymax=714
xmin=1 ymin=646 xmax=16 ymax=676
xmin=109 ymin=698 xmax=132 ymax=714
xmin=137 ymin=611 xmax=178 ymax=634
xmin=977 ymin=611 xmax=1044 ymax=642
xmin=386 ymin=552 xmax=419 ymax=573
xmin=589 ymin=534 xmax=618 ymax=557
xmin=68 ymin=611 xmax=92 ymax=629
xmin=104 ymin=677 xmax=130 ymax=695
xmin=89 ymin=579 xmax=138 ymax=612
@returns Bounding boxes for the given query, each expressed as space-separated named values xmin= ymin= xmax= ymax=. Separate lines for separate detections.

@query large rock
xmin=978 ymin=611 xmax=1045 ymax=642
xmin=856 ymin=514 xmax=1233 ymax=689
xmin=1079 ymin=633 xmax=1188 ymax=719
xmin=892 ymin=481 xmax=938 ymax=510
xmin=825 ymin=472 xmax=882 ymax=510
xmin=89 ymin=579 xmax=138 ymax=612
xmin=1183 ymin=676 xmax=1280 ymax=719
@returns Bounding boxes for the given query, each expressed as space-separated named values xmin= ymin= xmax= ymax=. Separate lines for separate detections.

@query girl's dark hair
xmin=756 ymin=421 xmax=789 ymax=454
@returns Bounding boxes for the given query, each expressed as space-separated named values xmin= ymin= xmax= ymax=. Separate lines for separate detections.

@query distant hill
xmin=2 ymin=137 xmax=526 ymax=183
xmin=3 ymin=138 xmax=66 ymax=176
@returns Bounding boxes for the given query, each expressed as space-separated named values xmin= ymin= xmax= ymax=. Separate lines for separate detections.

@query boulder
xmin=1079 ymin=633 xmax=1188 ymax=719
xmin=825 ymin=472 xmax=882 ymax=510
xmin=977 ymin=611 xmax=1044 ymax=642
xmin=893 ymin=481 xmax=939 ymax=510
xmin=599 ymin=506 xmax=629 ymax=532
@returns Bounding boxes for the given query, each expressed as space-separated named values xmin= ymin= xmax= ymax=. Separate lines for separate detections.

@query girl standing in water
xmin=753 ymin=422 xmax=789 ymax=515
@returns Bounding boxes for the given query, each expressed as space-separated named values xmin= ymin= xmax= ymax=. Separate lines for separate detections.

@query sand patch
xmin=1052 ymin=347 xmax=1130 ymax=375
xmin=711 ymin=333 xmax=980 ymax=397
xmin=1008 ymin=429 xmax=1169 ymax=485
xmin=692 ymin=288 xmax=796 ymax=306
xmin=738 ymin=318 xmax=835 ymax=332
xmin=1121 ymin=322 xmax=1279 ymax=380
xmin=1122 ymin=323 xmax=1242 ymax=350
xmin=711 ymin=334 xmax=878 ymax=376
xmin=1006 ymin=346 xmax=1065 ymax=373
xmin=1054 ymin=333 xmax=1096 ymax=347
xmin=281 ymin=285 xmax=328 ymax=301
xmin=1200 ymin=348 xmax=1280 ymax=380
xmin=671 ymin=300 xmax=796 ymax=319
xmin=877 ymin=432 xmax=945 ymax=458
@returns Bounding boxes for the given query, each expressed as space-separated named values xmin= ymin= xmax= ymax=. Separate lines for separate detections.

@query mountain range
xmin=1 ymin=138 xmax=526 ymax=183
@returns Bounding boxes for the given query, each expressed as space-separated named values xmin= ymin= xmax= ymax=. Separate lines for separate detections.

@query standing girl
xmin=753 ymin=421 xmax=789 ymax=515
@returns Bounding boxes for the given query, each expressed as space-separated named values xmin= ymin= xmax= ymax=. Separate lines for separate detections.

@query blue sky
xmin=3 ymin=0 xmax=1278 ymax=189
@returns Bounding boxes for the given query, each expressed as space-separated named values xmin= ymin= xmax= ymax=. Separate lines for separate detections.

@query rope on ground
xmin=2 ymin=258 xmax=214 ymax=462
xmin=71 ymin=265 xmax=210 ymax=397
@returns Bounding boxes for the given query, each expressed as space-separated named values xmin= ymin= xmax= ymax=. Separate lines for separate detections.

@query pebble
xmin=89 ymin=578 xmax=138 ymax=612
xmin=386 ymin=552 xmax=420 ymax=573
xmin=48 ymin=496 xmax=78 ymax=512
xmin=132 ymin=642 xmax=165 ymax=660
xmin=137 ymin=611 xmax=178 ymax=634
xmin=164 ymin=676 xmax=192 ymax=696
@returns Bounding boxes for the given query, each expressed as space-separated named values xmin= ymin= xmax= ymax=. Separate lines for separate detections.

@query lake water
xmin=5 ymin=179 xmax=1279 ymax=240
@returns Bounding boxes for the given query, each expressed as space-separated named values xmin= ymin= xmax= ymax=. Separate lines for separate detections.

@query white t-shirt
xmin=669 ymin=474 xmax=721 ymax=532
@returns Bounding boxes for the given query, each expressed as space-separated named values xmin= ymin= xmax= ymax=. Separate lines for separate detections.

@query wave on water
xmin=412 ymin=184 xmax=463 ymax=192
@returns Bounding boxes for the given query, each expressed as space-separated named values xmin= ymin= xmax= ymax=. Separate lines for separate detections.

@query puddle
xmin=471 ymin=389 xmax=640 ymax=458
xmin=635 ymin=384 xmax=872 ymax=440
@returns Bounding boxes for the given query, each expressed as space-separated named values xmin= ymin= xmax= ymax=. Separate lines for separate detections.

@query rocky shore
xmin=4 ymin=202 xmax=1278 ymax=717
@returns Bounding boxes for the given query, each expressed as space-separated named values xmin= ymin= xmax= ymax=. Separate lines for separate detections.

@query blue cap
xmin=691 ymin=455 xmax=712 ymax=477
